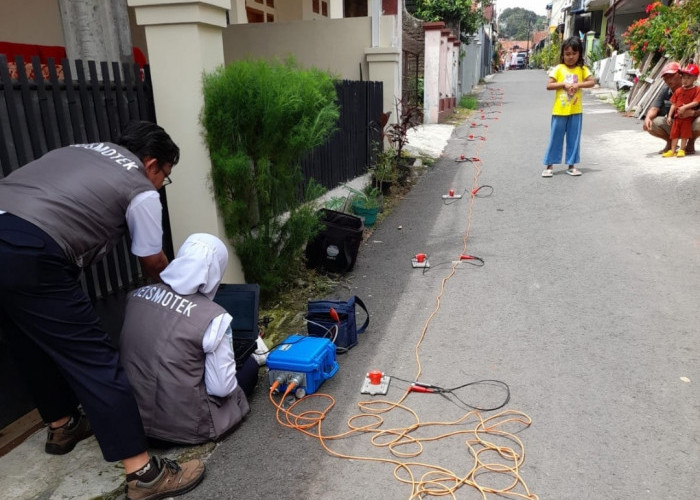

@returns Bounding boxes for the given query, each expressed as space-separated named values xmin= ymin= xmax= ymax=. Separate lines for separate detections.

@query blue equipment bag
xmin=306 ymin=296 xmax=369 ymax=351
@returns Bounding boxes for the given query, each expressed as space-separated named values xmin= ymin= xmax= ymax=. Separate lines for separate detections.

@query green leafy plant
xmin=531 ymin=33 xmax=561 ymax=69
xmin=383 ymin=98 xmax=423 ymax=163
xmin=587 ymin=41 xmax=609 ymax=64
xmin=369 ymin=98 xmax=423 ymax=189
xmin=201 ymin=58 xmax=339 ymax=297
xmin=613 ymin=91 xmax=628 ymax=112
xmin=622 ymin=0 xmax=700 ymax=65
xmin=345 ymin=184 xmax=381 ymax=210
xmin=459 ymin=94 xmax=478 ymax=109
xmin=413 ymin=0 xmax=492 ymax=44
xmin=369 ymin=147 xmax=398 ymax=192
xmin=324 ymin=196 xmax=349 ymax=212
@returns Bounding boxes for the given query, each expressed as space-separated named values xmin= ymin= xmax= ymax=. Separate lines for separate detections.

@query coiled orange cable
xmin=269 ymin=88 xmax=538 ymax=499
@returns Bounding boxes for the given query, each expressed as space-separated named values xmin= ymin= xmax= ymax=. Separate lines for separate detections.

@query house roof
xmin=500 ymin=40 xmax=528 ymax=52
xmin=532 ymin=30 xmax=548 ymax=47
xmin=499 ymin=29 xmax=548 ymax=53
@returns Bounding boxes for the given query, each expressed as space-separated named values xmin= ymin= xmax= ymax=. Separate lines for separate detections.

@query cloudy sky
xmin=494 ymin=0 xmax=549 ymax=17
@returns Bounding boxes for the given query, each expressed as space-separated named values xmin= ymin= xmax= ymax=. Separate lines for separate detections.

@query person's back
xmin=0 ymin=143 xmax=153 ymax=266
xmin=120 ymin=233 xmax=250 ymax=445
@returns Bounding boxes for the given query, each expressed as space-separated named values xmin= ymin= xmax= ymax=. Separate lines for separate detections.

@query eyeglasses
xmin=162 ymin=175 xmax=173 ymax=187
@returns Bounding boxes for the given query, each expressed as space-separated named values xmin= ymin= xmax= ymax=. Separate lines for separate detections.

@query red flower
xmin=645 ymin=1 xmax=661 ymax=14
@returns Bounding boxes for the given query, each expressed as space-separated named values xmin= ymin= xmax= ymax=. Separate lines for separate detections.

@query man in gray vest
xmin=0 ymin=121 xmax=204 ymax=500
xmin=120 ymin=233 xmax=255 ymax=445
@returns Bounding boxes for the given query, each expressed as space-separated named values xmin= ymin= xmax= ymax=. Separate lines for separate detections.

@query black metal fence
xmin=0 ymin=55 xmax=168 ymax=305
xmin=301 ymin=79 xmax=383 ymax=191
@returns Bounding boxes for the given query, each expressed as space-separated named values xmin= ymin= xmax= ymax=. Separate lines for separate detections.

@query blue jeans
xmin=543 ymin=113 xmax=583 ymax=166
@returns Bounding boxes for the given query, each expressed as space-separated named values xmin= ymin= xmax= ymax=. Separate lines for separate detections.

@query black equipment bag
xmin=305 ymin=209 xmax=364 ymax=273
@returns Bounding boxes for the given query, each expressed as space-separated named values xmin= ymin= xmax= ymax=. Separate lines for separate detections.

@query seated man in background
xmin=643 ymin=61 xmax=700 ymax=154
xmin=120 ymin=233 xmax=259 ymax=445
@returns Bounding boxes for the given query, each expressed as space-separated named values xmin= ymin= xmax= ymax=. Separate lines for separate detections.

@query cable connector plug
xmin=409 ymin=383 xmax=435 ymax=393
xmin=458 ymin=254 xmax=485 ymax=266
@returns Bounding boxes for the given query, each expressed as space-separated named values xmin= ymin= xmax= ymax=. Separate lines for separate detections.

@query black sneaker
xmin=45 ymin=411 xmax=93 ymax=455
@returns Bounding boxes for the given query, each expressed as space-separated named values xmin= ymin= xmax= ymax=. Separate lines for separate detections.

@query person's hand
xmin=677 ymin=107 xmax=694 ymax=119
xmin=643 ymin=116 xmax=652 ymax=131
xmin=666 ymin=115 xmax=672 ymax=126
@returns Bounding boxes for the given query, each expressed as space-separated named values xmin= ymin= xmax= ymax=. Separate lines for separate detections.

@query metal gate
xmin=402 ymin=49 xmax=421 ymax=107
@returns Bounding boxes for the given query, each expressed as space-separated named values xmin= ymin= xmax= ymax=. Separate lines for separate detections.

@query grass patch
xmin=459 ymin=94 xmax=479 ymax=109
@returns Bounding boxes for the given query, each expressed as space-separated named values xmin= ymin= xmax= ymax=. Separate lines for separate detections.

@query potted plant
xmin=346 ymin=184 xmax=382 ymax=227
xmin=379 ymin=98 xmax=423 ymax=185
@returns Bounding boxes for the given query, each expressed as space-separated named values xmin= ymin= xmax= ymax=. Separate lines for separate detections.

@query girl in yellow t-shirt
xmin=542 ymin=37 xmax=595 ymax=177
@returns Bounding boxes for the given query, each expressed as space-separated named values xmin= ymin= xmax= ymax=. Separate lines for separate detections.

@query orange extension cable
xmin=269 ymin=88 xmax=538 ymax=500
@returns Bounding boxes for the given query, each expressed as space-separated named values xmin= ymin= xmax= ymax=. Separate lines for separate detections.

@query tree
xmin=413 ymin=0 xmax=492 ymax=43
xmin=201 ymin=58 xmax=339 ymax=297
xmin=499 ymin=7 xmax=545 ymax=40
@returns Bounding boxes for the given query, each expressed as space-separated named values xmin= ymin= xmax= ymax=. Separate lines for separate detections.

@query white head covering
xmin=160 ymin=233 xmax=228 ymax=300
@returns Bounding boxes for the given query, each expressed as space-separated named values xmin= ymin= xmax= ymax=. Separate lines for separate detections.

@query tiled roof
xmin=499 ymin=40 xmax=528 ymax=51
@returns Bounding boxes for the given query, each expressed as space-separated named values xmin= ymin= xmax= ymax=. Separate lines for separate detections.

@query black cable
xmin=442 ymin=379 xmax=511 ymax=412
xmin=458 ymin=256 xmax=485 ymax=267
xmin=390 ymin=375 xmax=511 ymax=412
xmin=472 ymin=185 xmax=494 ymax=198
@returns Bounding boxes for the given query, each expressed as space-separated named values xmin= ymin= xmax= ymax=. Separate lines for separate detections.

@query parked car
xmin=516 ymin=52 xmax=528 ymax=69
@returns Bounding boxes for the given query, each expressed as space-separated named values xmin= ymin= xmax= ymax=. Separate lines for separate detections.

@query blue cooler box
xmin=267 ymin=335 xmax=339 ymax=396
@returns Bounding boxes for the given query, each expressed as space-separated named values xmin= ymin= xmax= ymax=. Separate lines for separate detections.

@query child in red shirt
xmin=663 ymin=64 xmax=700 ymax=158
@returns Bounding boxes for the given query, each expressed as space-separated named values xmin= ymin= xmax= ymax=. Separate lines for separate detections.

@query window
xmin=245 ymin=0 xmax=276 ymax=23
xmin=313 ymin=0 xmax=328 ymax=17
xmin=246 ymin=7 xmax=264 ymax=23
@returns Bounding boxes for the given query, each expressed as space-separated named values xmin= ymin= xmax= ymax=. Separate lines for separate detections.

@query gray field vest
xmin=120 ymin=283 xmax=250 ymax=444
xmin=0 ymin=143 xmax=155 ymax=267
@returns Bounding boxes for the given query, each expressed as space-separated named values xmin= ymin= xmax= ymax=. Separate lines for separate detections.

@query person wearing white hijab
xmin=160 ymin=233 xmax=238 ymax=397
xmin=119 ymin=233 xmax=253 ymax=444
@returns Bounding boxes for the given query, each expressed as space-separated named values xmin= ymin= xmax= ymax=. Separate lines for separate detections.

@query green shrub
xmin=201 ymin=58 xmax=339 ymax=297
xmin=623 ymin=0 xmax=700 ymax=65
xmin=531 ymin=33 xmax=561 ymax=69
xmin=459 ymin=94 xmax=478 ymax=109
xmin=613 ymin=91 xmax=628 ymax=112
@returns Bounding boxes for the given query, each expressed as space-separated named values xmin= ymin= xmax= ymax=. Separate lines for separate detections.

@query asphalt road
xmin=184 ymin=69 xmax=699 ymax=500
